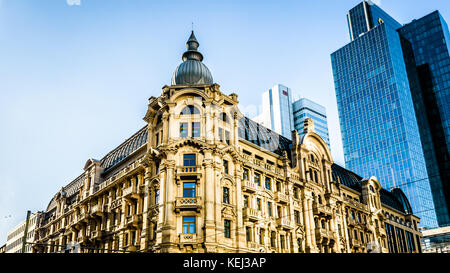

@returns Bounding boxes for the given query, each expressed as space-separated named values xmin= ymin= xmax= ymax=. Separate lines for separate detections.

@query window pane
xmin=183 ymin=154 xmax=196 ymax=166
xmin=183 ymin=183 xmax=196 ymax=197
xmin=180 ymin=123 xmax=188 ymax=138
xmin=192 ymin=122 xmax=200 ymax=137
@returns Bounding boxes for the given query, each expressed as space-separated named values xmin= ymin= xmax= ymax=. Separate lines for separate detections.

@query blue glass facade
xmin=292 ymin=98 xmax=330 ymax=148
xmin=398 ymin=12 xmax=450 ymax=227
xmin=332 ymin=2 xmax=438 ymax=228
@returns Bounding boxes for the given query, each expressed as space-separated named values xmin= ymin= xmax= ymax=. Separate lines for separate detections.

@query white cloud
xmin=66 ymin=0 xmax=81 ymax=6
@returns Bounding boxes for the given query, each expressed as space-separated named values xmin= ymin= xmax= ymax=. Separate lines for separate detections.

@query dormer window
xmin=180 ymin=105 xmax=200 ymax=115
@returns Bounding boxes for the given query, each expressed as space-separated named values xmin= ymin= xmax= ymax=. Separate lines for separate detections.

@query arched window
xmin=180 ymin=105 xmax=200 ymax=115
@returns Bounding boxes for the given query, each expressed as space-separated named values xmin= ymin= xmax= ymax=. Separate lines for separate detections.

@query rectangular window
xmin=280 ymin=235 xmax=285 ymax=249
xmin=225 ymin=130 xmax=230 ymax=145
xmin=257 ymin=198 xmax=261 ymax=211
xmin=243 ymin=195 xmax=249 ymax=208
xmin=183 ymin=183 xmax=196 ymax=197
xmin=192 ymin=122 xmax=200 ymax=138
xmin=223 ymin=187 xmax=230 ymax=204
xmin=243 ymin=168 xmax=249 ymax=180
xmin=295 ymin=210 xmax=300 ymax=224
xmin=224 ymin=220 xmax=231 ymax=238
xmin=219 ymin=127 xmax=224 ymax=142
xmin=155 ymin=132 xmax=159 ymax=146
xmin=271 ymin=232 xmax=276 ymax=248
xmin=223 ymin=160 xmax=229 ymax=174
xmin=254 ymin=173 xmax=261 ymax=186
xmin=183 ymin=216 xmax=196 ymax=234
xmin=267 ymin=202 xmax=272 ymax=217
xmin=265 ymin=177 xmax=271 ymax=190
xmin=183 ymin=154 xmax=196 ymax=172
xmin=277 ymin=206 xmax=282 ymax=218
xmin=155 ymin=189 xmax=159 ymax=204
xmin=259 ymin=229 xmax=264 ymax=245
xmin=246 ymin=227 xmax=251 ymax=242
xmin=180 ymin=122 xmax=188 ymax=138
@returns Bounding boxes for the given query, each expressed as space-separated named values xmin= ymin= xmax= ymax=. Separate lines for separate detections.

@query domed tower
xmin=171 ymin=31 xmax=214 ymax=85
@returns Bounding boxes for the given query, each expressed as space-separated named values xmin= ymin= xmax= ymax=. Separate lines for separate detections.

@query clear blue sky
xmin=1 ymin=0 xmax=449 ymax=245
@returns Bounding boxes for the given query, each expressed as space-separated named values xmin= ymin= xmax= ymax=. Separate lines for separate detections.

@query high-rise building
xmin=397 ymin=11 xmax=450 ymax=227
xmin=31 ymin=31 xmax=423 ymax=254
xmin=331 ymin=1 xmax=438 ymax=228
xmin=252 ymin=85 xmax=330 ymax=150
xmin=293 ymin=98 xmax=330 ymax=148
xmin=254 ymin=84 xmax=294 ymax=139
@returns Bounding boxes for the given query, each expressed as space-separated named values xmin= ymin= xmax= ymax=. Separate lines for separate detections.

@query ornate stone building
xmin=34 ymin=31 xmax=422 ymax=253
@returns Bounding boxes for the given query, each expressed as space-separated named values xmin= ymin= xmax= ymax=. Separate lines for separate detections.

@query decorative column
xmin=140 ymin=164 xmax=152 ymax=251
xmin=203 ymin=150 xmax=216 ymax=251
xmin=160 ymin=156 xmax=176 ymax=252
xmin=234 ymin=163 xmax=246 ymax=251
xmin=303 ymin=195 xmax=312 ymax=252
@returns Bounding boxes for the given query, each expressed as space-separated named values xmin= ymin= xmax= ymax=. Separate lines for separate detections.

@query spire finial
xmin=182 ymin=30 xmax=203 ymax=62
xmin=192 ymin=22 xmax=194 ymax=32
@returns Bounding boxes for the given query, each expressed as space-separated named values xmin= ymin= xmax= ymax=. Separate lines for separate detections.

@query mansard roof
xmin=238 ymin=116 xmax=292 ymax=160
xmin=100 ymin=125 xmax=148 ymax=171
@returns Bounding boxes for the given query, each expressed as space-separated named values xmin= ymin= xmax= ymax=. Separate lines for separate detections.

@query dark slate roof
xmin=331 ymin=163 xmax=362 ymax=192
xmin=380 ymin=188 xmax=409 ymax=214
xmin=100 ymin=126 xmax=148 ymax=171
xmin=331 ymin=164 xmax=409 ymax=214
xmin=238 ymin=116 xmax=292 ymax=159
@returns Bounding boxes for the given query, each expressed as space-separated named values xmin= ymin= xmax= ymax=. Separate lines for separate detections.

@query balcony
xmin=315 ymin=228 xmax=335 ymax=241
xmin=90 ymin=230 xmax=105 ymax=241
xmin=351 ymin=239 xmax=362 ymax=248
xmin=123 ymin=186 xmax=140 ymax=200
xmin=110 ymin=198 xmax=123 ymax=210
xmin=242 ymin=207 xmax=261 ymax=222
xmin=179 ymin=233 xmax=198 ymax=245
xmin=242 ymin=180 xmax=257 ymax=193
xmin=91 ymin=204 xmax=108 ymax=217
xmin=175 ymin=197 xmax=201 ymax=212
xmin=77 ymin=233 xmax=89 ymax=243
xmin=312 ymin=203 xmax=333 ymax=216
xmin=125 ymin=214 xmax=142 ymax=227
xmin=78 ymin=213 xmax=89 ymax=223
xmin=176 ymin=166 xmax=202 ymax=179
xmin=276 ymin=218 xmax=294 ymax=230
xmin=246 ymin=242 xmax=258 ymax=250
xmin=275 ymin=192 xmax=289 ymax=204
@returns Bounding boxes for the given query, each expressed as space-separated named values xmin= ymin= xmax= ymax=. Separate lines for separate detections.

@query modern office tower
xmin=331 ymin=1 xmax=438 ymax=228
xmin=398 ymin=11 xmax=450 ymax=227
xmin=292 ymin=98 xmax=330 ymax=148
xmin=254 ymin=84 xmax=294 ymax=139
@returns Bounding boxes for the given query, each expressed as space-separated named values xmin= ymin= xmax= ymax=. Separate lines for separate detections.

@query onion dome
xmin=171 ymin=31 xmax=213 ymax=85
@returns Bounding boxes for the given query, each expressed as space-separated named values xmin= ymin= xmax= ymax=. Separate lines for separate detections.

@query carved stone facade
xmin=33 ymin=32 xmax=422 ymax=253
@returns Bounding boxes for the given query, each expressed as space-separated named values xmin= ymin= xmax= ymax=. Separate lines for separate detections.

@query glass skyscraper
xmin=292 ymin=98 xmax=330 ymax=148
xmin=398 ymin=12 xmax=450 ymax=227
xmin=331 ymin=1 xmax=438 ymax=228
xmin=253 ymin=84 xmax=294 ymax=139
xmin=253 ymin=85 xmax=331 ymax=150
